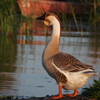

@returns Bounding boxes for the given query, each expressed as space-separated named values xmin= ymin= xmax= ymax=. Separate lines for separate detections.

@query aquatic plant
xmin=84 ymin=0 xmax=100 ymax=32
xmin=0 ymin=0 xmax=21 ymax=36
xmin=59 ymin=0 xmax=100 ymax=33
xmin=77 ymin=0 xmax=100 ymax=32
xmin=82 ymin=79 xmax=100 ymax=100
xmin=13 ymin=0 xmax=100 ymax=35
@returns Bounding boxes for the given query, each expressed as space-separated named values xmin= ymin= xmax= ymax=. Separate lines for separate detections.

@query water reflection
xmin=0 ymin=34 xmax=100 ymax=97
xmin=0 ymin=36 xmax=17 ymax=96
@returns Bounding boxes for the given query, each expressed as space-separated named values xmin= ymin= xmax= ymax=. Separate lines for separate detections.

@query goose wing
xmin=52 ymin=52 xmax=94 ymax=72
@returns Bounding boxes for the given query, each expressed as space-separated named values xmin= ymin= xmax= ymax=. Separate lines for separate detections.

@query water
xmin=0 ymin=33 xmax=100 ymax=97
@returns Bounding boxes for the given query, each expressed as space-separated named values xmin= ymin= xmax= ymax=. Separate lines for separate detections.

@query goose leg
xmin=65 ymin=89 xmax=79 ymax=97
xmin=50 ymin=85 xmax=64 ymax=99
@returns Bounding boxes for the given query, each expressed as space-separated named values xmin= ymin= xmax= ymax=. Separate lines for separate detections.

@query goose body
xmin=36 ymin=12 xmax=97 ymax=99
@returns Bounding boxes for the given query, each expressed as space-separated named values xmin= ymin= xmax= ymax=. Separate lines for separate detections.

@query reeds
xmin=0 ymin=0 xmax=100 ymax=37
xmin=60 ymin=0 xmax=100 ymax=35
xmin=0 ymin=0 xmax=21 ymax=36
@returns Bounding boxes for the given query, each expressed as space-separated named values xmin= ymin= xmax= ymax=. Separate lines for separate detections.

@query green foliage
xmin=59 ymin=0 xmax=100 ymax=33
xmin=0 ymin=0 xmax=100 ymax=36
xmin=82 ymin=79 xmax=100 ymax=100
xmin=0 ymin=0 xmax=21 ymax=36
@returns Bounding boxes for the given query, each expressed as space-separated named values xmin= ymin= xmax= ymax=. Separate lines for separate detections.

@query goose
xmin=36 ymin=12 xmax=97 ymax=99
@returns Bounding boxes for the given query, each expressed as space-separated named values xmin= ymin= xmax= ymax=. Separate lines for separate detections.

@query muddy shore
xmin=24 ymin=95 xmax=94 ymax=100
xmin=0 ymin=95 xmax=95 ymax=100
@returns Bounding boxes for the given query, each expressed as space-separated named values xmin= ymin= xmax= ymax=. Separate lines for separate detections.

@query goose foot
xmin=50 ymin=95 xmax=64 ymax=99
xmin=65 ymin=89 xmax=79 ymax=97
xmin=50 ymin=85 xmax=64 ymax=99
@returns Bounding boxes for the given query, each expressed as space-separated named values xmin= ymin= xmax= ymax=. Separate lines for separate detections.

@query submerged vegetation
xmin=82 ymin=79 xmax=100 ymax=100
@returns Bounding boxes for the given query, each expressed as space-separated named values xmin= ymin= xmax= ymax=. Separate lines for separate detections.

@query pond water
xmin=0 ymin=29 xmax=100 ymax=97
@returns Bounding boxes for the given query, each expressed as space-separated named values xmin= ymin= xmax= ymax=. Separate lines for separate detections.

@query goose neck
xmin=51 ymin=20 xmax=61 ymax=39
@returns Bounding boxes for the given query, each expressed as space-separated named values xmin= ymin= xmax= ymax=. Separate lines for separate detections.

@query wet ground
xmin=0 ymin=95 xmax=94 ymax=100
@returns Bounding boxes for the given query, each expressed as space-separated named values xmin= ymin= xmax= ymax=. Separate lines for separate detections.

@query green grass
xmin=82 ymin=79 xmax=100 ymax=100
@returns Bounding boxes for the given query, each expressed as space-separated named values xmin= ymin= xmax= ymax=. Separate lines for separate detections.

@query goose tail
xmin=82 ymin=69 xmax=98 ymax=76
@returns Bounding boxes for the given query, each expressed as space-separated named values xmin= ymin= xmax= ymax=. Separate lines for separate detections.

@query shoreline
xmin=0 ymin=95 xmax=94 ymax=100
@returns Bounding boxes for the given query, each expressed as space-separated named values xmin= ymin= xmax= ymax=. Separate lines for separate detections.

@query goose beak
xmin=36 ymin=16 xmax=44 ymax=20
xmin=36 ymin=12 xmax=46 ymax=20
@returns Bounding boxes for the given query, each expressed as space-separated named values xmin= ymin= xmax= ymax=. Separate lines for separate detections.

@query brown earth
xmin=4 ymin=95 xmax=95 ymax=100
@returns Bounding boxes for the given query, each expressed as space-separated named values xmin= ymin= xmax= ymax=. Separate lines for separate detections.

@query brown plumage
xmin=52 ymin=52 xmax=94 ymax=72
xmin=36 ymin=12 xmax=97 ymax=99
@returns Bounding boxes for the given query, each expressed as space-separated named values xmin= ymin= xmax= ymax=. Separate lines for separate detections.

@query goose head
xmin=36 ymin=12 xmax=60 ymax=26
